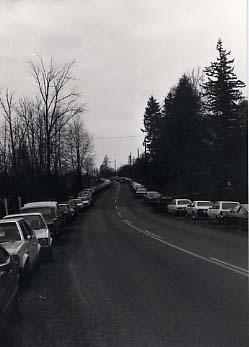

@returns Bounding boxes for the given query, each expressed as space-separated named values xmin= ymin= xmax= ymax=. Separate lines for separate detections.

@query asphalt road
xmin=11 ymin=182 xmax=248 ymax=347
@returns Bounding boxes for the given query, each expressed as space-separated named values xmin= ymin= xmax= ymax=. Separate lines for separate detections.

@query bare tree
xmin=28 ymin=54 xmax=84 ymax=175
xmin=0 ymin=89 xmax=17 ymax=173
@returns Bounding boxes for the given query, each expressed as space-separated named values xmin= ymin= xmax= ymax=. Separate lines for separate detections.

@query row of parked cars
xmin=0 ymin=179 xmax=111 ymax=331
xmin=128 ymin=180 xmax=248 ymax=231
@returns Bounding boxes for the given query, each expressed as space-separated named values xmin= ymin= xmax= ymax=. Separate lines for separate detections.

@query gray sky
xmin=0 ymin=0 xmax=247 ymax=168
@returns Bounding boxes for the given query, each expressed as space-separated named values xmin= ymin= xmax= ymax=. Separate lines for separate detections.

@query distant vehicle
xmin=79 ymin=194 xmax=93 ymax=207
xmin=0 ymin=244 xmax=22 ymax=322
xmin=207 ymin=201 xmax=240 ymax=223
xmin=167 ymin=199 xmax=192 ymax=216
xmin=144 ymin=191 xmax=161 ymax=205
xmin=223 ymin=204 xmax=248 ymax=231
xmin=71 ymin=198 xmax=85 ymax=212
xmin=21 ymin=201 xmax=63 ymax=239
xmin=135 ymin=187 xmax=147 ymax=198
xmin=0 ymin=218 xmax=40 ymax=276
xmin=3 ymin=213 xmax=53 ymax=259
xmin=133 ymin=184 xmax=144 ymax=193
xmin=155 ymin=196 xmax=173 ymax=212
xmin=186 ymin=201 xmax=213 ymax=219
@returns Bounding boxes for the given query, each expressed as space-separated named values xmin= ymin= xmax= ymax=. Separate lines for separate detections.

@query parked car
xmin=0 ymin=244 xmax=22 ymax=322
xmin=186 ymin=200 xmax=213 ymax=219
xmin=167 ymin=199 xmax=192 ymax=216
xmin=58 ymin=203 xmax=73 ymax=226
xmin=21 ymin=201 xmax=63 ymax=239
xmin=71 ymin=198 xmax=85 ymax=212
xmin=135 ymin=187 xmax=147 ymax=198
xmin=0 ymin=218 xmax=40 ymax=276
xmin=154 ymin=196 xmax=173 ymax=212
xmin=79 ymin=194 xmax=93 ymax=208
xmin=4 ymin=213 xmax=53 ymax=259
xmin=223 ymin=204 xmax=248 ymax=231
xmin=207 ymin=201 xmax=240 ymax=223
xmin=144 ymin=191 xmax=161 ymax=205
xmin=68 ymin=199 xmax=79 ymax=217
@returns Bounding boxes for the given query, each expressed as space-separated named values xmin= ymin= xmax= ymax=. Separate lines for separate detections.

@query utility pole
xmin=137 ymin=148 xmax=140 ymax=159
xmin=114 ymin=159 xmax=117 ymax=174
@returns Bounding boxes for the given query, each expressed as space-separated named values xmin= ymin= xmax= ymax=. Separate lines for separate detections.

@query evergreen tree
xmin=142 ymin=96 xmax=161 ymax=162
xmin=202 ymin=39 xmax=245 ymax=163
xmin=160 ymin=74 xmax=203 ymax=178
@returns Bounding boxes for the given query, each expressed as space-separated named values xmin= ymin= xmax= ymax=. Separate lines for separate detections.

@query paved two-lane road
xmin=13 ymin=182 xmax=248 ymax=347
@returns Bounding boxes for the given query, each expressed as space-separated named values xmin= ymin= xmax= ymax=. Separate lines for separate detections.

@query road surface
xmin=12 ymin=182 xmax=248 ymax=347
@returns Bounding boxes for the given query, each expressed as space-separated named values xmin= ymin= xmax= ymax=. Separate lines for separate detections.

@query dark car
xmin=223 ymin=204 xmax=248 ymax=231
xmin=155 ymin=196 xmax=173 ymax=213
xmin=144 ymin=191 xmax=161 ymax=205
xmin=0 ymin=245 xmax=22 ymax=321
xmin=58 ymin=203 xmax=73 ymax=226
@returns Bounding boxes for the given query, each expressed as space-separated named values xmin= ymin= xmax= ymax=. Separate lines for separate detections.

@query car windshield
xmin=21 ymin=215 xmax=46 ymax=230
xmin=148 ymin=192 xmax=160 ymax=198
xmin=178 ymin=200 xmax=190 ymax=205
xmin=197 ymin=201 xmax=212 ymax=207
xmin=222 ymin=202 xmax=239 ymax=210
xmin=23 ymin=207 xmax=52 ymax=218
xmin=0 ymin=223 xmax=21 ymax=242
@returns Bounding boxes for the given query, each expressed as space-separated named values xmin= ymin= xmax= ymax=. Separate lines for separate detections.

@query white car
xmin=186 ymin=201 xmax=213 ymax=219
xmin=207 ymin=201 xmax=240 ymax=223
xmin=135 ymin=187 xmax=147 ymax=198
xmin=167 ymin=199 xmax=192 ymax=216
xmin=0 ymin=218 xmax=40 ymax=276
xmin=4 ymin=213 xmax=53 ymax=259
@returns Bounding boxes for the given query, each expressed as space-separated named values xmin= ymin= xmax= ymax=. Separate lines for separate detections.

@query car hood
xmin=0 ymin=241 xmax=23 ymax=254
xmin=34 ymin=228 xmax=49 ymax=239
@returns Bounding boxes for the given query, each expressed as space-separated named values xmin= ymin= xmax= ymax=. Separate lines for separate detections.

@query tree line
xmin=0 ymin=55 xmax=94 ymax=201
xmin=119 ymin=40 xmax=247 ymax=200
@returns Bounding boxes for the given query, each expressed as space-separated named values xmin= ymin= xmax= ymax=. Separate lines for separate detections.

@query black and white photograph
xmin=0 ymin=1 xmax=247 ymax=346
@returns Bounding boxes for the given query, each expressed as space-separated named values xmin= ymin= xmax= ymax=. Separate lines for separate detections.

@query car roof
xmin=194 ymin=200 xmax=212 ymax=203
xmin=4 ymin=212 xmax=43 ymax=219
xmin=0 ymin=218 xmax=23 ymax=224
xmin=215 ymin=201 xmax=240 ymax=203
xmin=22 ymin=201 xmax=58 ymax=208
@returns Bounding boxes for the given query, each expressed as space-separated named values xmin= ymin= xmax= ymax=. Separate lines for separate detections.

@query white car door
xmin=20 ymin=220 xmax=39 ymax=266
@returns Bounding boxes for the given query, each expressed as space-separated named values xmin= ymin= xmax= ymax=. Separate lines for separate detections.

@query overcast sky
xmin=0 ymin=0 xmax=247 ymax=168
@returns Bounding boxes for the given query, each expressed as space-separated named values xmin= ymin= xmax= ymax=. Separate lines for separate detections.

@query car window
xmin=0 ymin=246 xmax=9 ymax=264
xmin=239 ymin=207 xmax=247 ymax=215
xmin=178 ymin=200 xmax=190 ymax=205
xmin=22 ymin=215 xmax=46 ymax=229
xmin=22 ymin=220 xmax=34 ymax=237
xmin=19 ymin=221 xmax=29 ymax=239
xmin=0 ymin=223 xmax=21 ymax=242
xmin=222 ymin=202 xmax=239 ymax=210
xmin=231 ymin=206 xmax=240 ymax=213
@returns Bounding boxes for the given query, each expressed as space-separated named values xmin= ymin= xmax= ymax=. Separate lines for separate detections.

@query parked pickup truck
xmin=167 ymin=199 xmax=192 ymax=216
xmin=207 ymin=201 xmax=240 ymax=223
xmin=186 ymin=200 xmax=213 ymax=219
xmin=21 ymin=201 xmax=63 ymax=239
